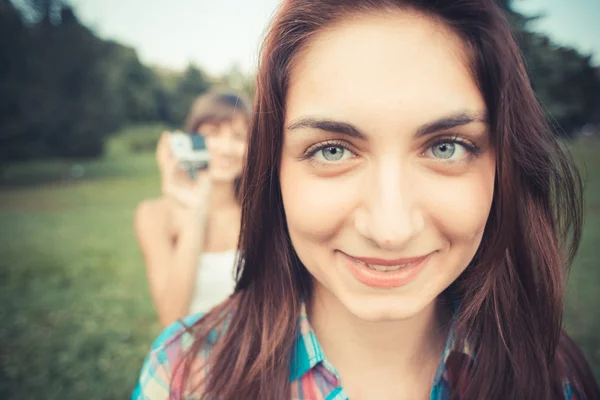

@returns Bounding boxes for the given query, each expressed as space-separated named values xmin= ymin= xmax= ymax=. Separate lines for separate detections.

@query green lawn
xmin=0 ymin=135 xmax=599 ymax=398
xmin=563 ymin=138 xmax=600 ymax=382
xmin=0 ymin=137 xmax=163 ymax=399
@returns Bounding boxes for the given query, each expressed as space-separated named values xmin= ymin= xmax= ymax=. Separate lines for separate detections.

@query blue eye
xmin=304 ymin=141 xmax=356 ymax=164
xmin=432 ymin=142 xmax=457 ymax=159
xmin=320 ymin=146 xmax=345 ymax=161
xmin=426 ymin=140 xmax=473 ymax=161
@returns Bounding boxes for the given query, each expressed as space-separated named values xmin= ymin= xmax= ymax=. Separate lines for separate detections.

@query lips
xmin=352 ymin=258 xmax=413 ymax=272
xmin=350 ymin=254 xmax=430 ymax=268
xmin=339 ymin=250 xmax=433 ymax=288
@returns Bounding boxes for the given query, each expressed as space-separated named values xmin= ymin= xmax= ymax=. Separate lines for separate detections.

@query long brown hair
xmin=175 ymin=1 xmax=597 ymax=399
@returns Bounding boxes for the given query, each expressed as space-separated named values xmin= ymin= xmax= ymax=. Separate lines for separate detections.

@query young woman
xmin=134 ymin=91 xmax=250 ymax=327
xmin=133 ymin=1 xmax=599 ymax=399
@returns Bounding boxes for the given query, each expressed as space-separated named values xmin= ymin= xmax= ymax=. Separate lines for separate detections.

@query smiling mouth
xmin=339 ymin=251 xmax=433 ymax=288
xmin=347 ymin=253 xmax=431 ymax=272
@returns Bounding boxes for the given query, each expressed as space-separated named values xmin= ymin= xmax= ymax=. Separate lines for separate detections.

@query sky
xmin=11 ymin=0 xmax=600 ymax=75
xmin=65 ymin=0 xmax=283 ymax=75
xmin=513 ymin=0 xmax=600 ymax=65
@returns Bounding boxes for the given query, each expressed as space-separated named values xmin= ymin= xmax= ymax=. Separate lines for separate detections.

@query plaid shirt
xmin=132 ymin=303 xmax=582 ymax=399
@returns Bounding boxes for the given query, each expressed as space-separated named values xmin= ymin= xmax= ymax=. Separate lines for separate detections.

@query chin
xmin=337 ymin=287 xmax=437 ymax=323
xmin=209 ymin=170 xmax=239 ymax=183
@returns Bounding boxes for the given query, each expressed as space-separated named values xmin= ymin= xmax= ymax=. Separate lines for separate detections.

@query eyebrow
xmin=287 ymin=118 xmax=367 ymax=140
xmin=286 ymin=111 xmax=487 ymax=140
xmin=415 ymin=111 xmax=488 ymax=137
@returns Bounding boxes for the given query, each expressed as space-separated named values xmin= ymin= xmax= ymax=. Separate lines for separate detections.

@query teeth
xmin=352 ymin=257 xmax=410 ymax=272
xmin=369 ymin=264 xmax=408 ymax=272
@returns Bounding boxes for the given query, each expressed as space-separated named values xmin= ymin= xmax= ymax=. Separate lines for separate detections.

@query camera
xmin=169 ymin=132 xmax=210 ymax=172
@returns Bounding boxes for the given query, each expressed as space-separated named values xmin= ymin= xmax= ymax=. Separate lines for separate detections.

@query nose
xmin=355 ymin=157 xmax=425 ymax=250
xmin=222 ymin=134 xmax=236 ymax=154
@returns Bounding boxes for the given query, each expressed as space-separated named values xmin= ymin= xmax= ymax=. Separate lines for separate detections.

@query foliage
xmin=110 ymin=123 xmax=169 ymax=154
xmin=498 ymin=0 xmax=600 ymax=136
xmin=522 ymin=36 xmax=600 ymax=135
xmin=168 ymin=65 xmax=211 ymax=127
xmin=1 ymin=1 xmax=119 ymax=161
xmin=101 ymin=42 xmax=165 ymax=125
xmin=0 ymin=0 xmax=213 ymax=164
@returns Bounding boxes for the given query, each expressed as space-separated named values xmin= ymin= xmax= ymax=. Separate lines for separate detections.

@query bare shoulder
xmin=134 ymin=197 xmax=170 ymax=236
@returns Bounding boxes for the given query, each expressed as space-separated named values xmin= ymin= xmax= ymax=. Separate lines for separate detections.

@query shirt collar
xmin=289 ymin=301 xmax=325 ymax=381
xmin=289 ymin=300 xmax=473 ymax=385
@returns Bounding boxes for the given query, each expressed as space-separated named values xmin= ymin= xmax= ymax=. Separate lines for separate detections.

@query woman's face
xmin=199 ymin=113 xmax=248 ymax=183
xmin=280 ymin=11 xmax=496 ymax=322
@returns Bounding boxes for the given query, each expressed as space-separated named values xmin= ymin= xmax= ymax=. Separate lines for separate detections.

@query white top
xmin=188 ymin=250 xmax=238 ymax=314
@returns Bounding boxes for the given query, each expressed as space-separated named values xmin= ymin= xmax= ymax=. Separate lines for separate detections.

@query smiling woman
xmin=132 ymin=1 xmax=599 ymax=399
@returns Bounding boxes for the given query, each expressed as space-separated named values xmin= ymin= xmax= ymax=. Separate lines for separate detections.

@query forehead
xmin=286 ymin=11 xmax=484 ymax=126
xmin=201 ymin=112 xmax=248 ymax=129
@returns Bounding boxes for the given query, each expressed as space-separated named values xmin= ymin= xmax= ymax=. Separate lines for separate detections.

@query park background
xmin=1 ymin=0 xmax=599 ymax=398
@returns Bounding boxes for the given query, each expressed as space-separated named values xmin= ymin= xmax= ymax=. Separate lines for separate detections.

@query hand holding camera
xmin=156 ymin=131 xmax=211 ymax=211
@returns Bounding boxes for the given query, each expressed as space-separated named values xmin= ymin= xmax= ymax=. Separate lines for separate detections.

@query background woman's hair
xmin=173 ymin=1 xmax=597 ymax=399
xmin=184 ymin=90 xmax=252 ymax=134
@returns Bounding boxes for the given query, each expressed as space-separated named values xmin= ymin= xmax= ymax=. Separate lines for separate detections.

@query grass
xmin=0 ymin=132 xmax=599 ymax=398
xmin=0 ymin=132 xmax=163 ymax=399
xmin=563 ymin=137 xmax=600 ymax=381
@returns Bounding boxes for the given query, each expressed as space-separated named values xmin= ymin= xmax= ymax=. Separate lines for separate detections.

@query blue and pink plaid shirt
xmin=132 ymin=302 xmax=582 ymax=399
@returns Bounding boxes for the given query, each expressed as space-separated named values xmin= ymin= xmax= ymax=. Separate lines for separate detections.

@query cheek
xmin=280 ymin=160 xmax=360 ymax=241
xmin=205 ymin=137 xmax=218 ymax=152
xmin=422 ymin=162 xmax=495 ymax=245
xmin=235 ymin=143 xmax=247 ymax=159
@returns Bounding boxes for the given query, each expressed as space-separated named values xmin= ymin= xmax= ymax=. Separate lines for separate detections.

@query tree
xmin=0 ymin=0 xmax=175 ymax=163
xmin=0 ymin=0 xmax=31 ymax=162
xmin=0 ymin=1 xmax=118 ymax=161
xmin=496 ymin=0 xmax=600 ymax=136
xmin=169 ymin=64 xmax=211 ymax=126
xmin=101 ymin=42 xmax=166 ymax=124
xmin=14 ymin=0 xmax=64 ymax=24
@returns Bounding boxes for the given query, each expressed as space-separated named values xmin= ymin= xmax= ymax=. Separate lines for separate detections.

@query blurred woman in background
xmin=134 ymin=91 xmax=250 ymax=327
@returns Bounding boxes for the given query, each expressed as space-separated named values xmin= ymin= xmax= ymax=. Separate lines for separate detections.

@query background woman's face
xmin=199 ymin=113 xmax=248 ymax=183
xmin=280 ymin=11 xmax=496 ymax=322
